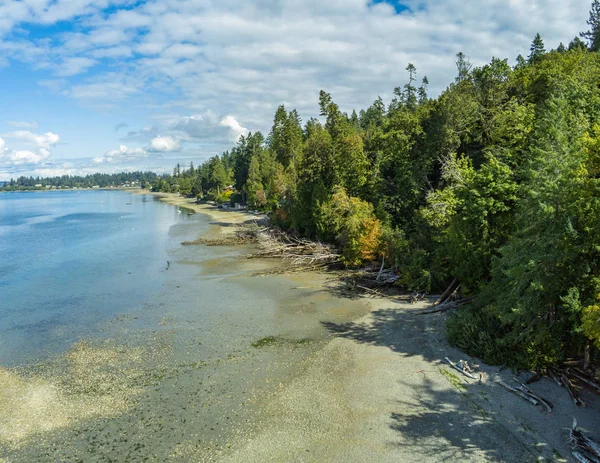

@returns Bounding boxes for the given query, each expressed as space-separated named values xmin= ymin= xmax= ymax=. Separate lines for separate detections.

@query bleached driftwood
xmin=445 ymin=357 xmax=481 ymax=381
xmin=570 ymin=418 xmax=600 ymax=463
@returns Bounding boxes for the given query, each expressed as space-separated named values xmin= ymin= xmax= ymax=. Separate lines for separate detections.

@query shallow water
xmin=0 ymin=190 xmax=196 ymax=366
xmin=0 ymin=190 xmax=370 ymax=461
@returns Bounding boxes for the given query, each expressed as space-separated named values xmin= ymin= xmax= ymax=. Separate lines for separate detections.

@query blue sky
xmin=0 ymin=0 xmax=591 ymax=180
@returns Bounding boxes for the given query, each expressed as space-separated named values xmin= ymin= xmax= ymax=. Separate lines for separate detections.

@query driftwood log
xmin=435 ymin=276 xmax=459 ymax=305
xmin=445 ymin=357 xmax=480 ymax=381
xmin=570 ymin=418 xmax=600 ymax=463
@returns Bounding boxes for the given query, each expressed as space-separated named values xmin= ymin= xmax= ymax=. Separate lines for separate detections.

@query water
xmin=0 ymin=189 xmax=372 ymax=461
xmin=0 ymin=190 xmax=200 ymax=366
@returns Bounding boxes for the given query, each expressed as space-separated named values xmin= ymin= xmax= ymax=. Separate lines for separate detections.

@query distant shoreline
xmin=130 ymin=189 xmax=267 ymax=237
xmin=0 ymin=187 xmax=141 ymax=193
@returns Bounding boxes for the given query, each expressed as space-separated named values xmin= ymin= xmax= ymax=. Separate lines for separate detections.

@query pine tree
xmin=557 ymin=42 xmax=567 ymax=53
xmin=404 ymin=63 xmax=417 ymax=109
xmin=515 ymin=54 xmax=527 ymax=69
xmin=569 ymin=36 xmax=588 ymax=51
xmin=418 ymin=76 xmax=429 ymax=104
xmin=581 ymin=0 xmax=600 ymax=51
xmin=528 ymin=33 xmax=546 ymax=63
xmin=455 ymin=52 xmax=472 ymax=82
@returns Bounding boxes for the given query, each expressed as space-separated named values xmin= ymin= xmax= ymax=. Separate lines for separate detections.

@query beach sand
xmin=3 ymin=190 xmax=599 ymax=462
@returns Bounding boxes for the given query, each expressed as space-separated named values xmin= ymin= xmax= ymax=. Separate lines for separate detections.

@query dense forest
xmin=152 ymin=3 xmax=600 ymax=369
xmin=0 ymin=172 xmax=159 ymax=190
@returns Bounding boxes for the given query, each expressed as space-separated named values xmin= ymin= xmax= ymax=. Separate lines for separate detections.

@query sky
xmin=0 ymin=0 xmax=592 ymax=180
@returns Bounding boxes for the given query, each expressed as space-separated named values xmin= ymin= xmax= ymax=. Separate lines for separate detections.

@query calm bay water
xmin=0 ymin=190 xmax=199 ymax=366
xmin=0 ymin=190 xmax=374 ymax=461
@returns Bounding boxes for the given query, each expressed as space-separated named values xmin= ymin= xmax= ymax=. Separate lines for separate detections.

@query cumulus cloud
xmin=93 ymin=144 xmax=147 ymax=164
xmin=1 ymin=131 xmax=60 ymax=149
xmin=0 ymin=0 xmax=593 ymax=168
xmin=170 ymin=112 xmax=249 ymax=143
xmin=0 ymin=131 xmax=59 ymax=168
xmin=145 ymin=136 xmax=181 ymax=153
xmin=1 ymin=149 xmax=50 ymax=165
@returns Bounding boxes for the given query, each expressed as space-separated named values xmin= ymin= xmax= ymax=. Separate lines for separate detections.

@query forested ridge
xmin=1 ymin=171 xmax=158 ymax=190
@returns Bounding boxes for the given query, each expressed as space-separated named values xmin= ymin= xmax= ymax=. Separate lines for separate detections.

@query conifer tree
xmin=581 ymin=0 xmax=600 ymax=51
xmin=528 ymin=33 xmax=546 ymax=63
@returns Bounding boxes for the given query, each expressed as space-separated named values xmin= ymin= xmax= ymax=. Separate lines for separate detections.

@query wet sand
xmin=0 ymin=194 xmax=372 ymax=462
xmin=2 ymin=192 xmax=599 ymax=462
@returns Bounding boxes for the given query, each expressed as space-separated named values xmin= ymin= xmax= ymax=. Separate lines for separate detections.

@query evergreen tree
xmin=404 ymin=63 xmax=418 ymax=109
xmin=569 ymin=36 xmax=588 ymax=51
xmin=455 ymin=52 xmax=472 ymax=82
xmin=515 ymin=54 xmax=527 ymax=69
xmin=581 ymin=0 xmax=600 ymax=51
xmin=528 ymin=33 xmax=546 ymax=63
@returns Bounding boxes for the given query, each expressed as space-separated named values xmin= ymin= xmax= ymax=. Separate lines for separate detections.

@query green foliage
xmin=148 ymin=27 xmax=600 ymax=368
xmin=318 ymin=186 xmax=382 ymax=266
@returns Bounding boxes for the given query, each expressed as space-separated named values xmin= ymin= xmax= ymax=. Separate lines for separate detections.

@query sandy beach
xmin=136 ymin=191 xmax=600 ymax=463
xmin=3 ymin=191 xmax=599 ymax=463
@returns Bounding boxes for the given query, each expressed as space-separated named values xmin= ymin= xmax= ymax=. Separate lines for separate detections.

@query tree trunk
xmin=435 ymin=276 xmax=459 ymax=306
xmin=584 ymin=342 xmax=591 ymax=371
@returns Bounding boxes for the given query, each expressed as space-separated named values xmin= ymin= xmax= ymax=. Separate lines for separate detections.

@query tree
xmin=581 ymin=0 xmax=600 ymax=51
xmin=569 ymin=36 xmax=588 ymax=51
xmin=404 ymin=63 xmax=418 ymax=109
xmin=515 ymin=54 xmax=527 ymax=69
xmin=557 ymin=42 xmax=567 ymax=53
xmin=528 ymin=33 xmax=546 ymax=63
xmin=418 ymin=76 xmax=429 ymax=104
xmin=455 ymin=52 xmax=472 ymax=82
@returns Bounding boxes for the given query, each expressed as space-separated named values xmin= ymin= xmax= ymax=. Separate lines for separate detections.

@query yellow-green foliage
xmin=582 ymin=301 xmax=600 ymax=348
xmin=320 ymin=186 xmax=382 ymax=266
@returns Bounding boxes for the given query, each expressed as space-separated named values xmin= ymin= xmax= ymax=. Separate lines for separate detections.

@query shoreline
xmin=131 ymin=189 xmax=265 ymax=238
xmin=3 ymin=189 xmax=599 ymax=462
xmin=135 ymin=188 xmax=600 ymax=462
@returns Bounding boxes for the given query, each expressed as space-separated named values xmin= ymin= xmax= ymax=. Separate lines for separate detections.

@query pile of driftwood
xmin=246 ymin=228 xmax=342 ymax=275
xmin=335 ymin=260 xmax=401 ymax=297
xmin=545 ymin=366 xmax=600 ymax=408
xmin=570 ymin=419 xmax=600 ymax=463
xmin=497 ymin=377 xmax=553 ymax=412
xmin=182 ymin=223 xmax=262 ymax=246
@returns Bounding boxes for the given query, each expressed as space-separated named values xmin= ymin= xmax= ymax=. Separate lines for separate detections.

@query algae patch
xmin=0 ymin=338 xmax=169 ymax=450
xmin=251 ymin=336 xmax=280 ymax=348
xmin=251 ymin=336 xmax=314 ymax=349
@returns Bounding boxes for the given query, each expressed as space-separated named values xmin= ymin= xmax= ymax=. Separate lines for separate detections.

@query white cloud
xmin=169 ymin=112 xmax=249 ymax=143
xmin=0 ymin=0 xmax=593 ymax=169
xmin=1 ymin=131 xmax=60 ymax=149
xmin=6 ymin=121 xmax=38 ymax=129
xmin=146 ymin=136 xmax=181 ymax=153
xmin=0 ymin=149 xmax=50 ymax=166
xmin=0 ymin=130 xmax=60 ymax=168
xmin=219 ymin=115 xmax=250 ymax=142
xmin=93 ymin=144 xmax=147 ymax=164
xmin=56 ymin=57 xmax=97 ymax=76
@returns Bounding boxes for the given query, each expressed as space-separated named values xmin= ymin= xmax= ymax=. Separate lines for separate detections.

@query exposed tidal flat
xmin=3 ymin=192 xmax=600 ymax=463
xmin=0 ymin=190 xmax=372 ymax=461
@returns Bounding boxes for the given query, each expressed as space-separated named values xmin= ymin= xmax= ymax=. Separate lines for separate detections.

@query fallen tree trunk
xmin=417 ymin=297 xmax=473 ymax=315
xmin=435 ymin=276 xmax=459 ymax=305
